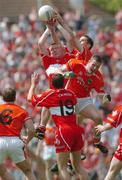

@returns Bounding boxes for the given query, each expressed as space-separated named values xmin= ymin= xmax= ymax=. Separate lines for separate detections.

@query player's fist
xmin=35 ymin=125 xmax=46 ymax=140
xmin=31 ymin=72 xmax=40 ymax=86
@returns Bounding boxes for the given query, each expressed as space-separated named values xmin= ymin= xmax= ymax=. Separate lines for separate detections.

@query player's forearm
xmin=40 ymin=108 xmax=50 ymax=126
xmin=26 ymin=129 xmax=35 ymax=144
xmin=95 ymin=123 xmax=113 ymax=134
xmin=50 ymin=27 xmax=60 ymax=44
xmin=102 ymin=123 xmax=113 ymax=131
xmin=57 ymin=23 xmax=83 ymax=52
xmin=27 ymin=85 xmax=36 ymax=102
xmin=24 ymin=120 xmax=35 ymax=144
xmin=38 ymin=28 xmax=50 ymax=48
xmin=57 ymin=24 xmax=74 ymax=48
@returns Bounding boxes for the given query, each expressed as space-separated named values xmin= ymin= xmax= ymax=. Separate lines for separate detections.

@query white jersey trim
xmin=46 ymin=64 xmax=63 ymax=76
xmin=50 ymin=106 xmax=75 ymax=116
xmin=59 ymin=126 xmax=71 ymax=150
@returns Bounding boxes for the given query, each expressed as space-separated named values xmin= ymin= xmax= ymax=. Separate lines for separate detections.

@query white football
xmin=38 ymin=5 xmax=55 ymax=22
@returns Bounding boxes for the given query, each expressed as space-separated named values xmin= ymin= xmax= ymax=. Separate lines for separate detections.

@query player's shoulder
xmin=63 ymin=88 xmax=76 ymax=97
xmin=94 ymin=70 xmax=103 ymax=80
xmin=11 ymin=104 xmax=28 ymax=114
xmin=42 ymin=88 xmax=55 ymax=97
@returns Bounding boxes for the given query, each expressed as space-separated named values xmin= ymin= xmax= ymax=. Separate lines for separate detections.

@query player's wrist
xmin=100 ymin=125 xmax=105 ymax=132
xmin=31 ymin=84 xmax=36 ymax=89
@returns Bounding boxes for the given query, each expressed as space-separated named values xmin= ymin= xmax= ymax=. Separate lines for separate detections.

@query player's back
xmin=32 ymin=88 xmax=77 ymax=127
xmin=0 ymin=103 xmax=28 ymax=136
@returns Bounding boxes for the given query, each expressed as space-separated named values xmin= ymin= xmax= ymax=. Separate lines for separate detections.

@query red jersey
xmin=72 ymin=47 xmax=93 ymax=65
xmin=66 ymin=59 xmax=104 ymax=98
xmin=32 ymin=89 xmax=77 ymax=127
xmin=40 ymin=50 xmax=74 ymax=88
xmin=0 ymin=103 xmax=30 ymax=136
xmin=105 ymin=105 xmax=122 ymax=143
xmin=32 ymin=89 xmax=84 ymax=153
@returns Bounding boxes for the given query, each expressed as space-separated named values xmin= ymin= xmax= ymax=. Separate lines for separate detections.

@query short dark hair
xmin=83 ymin=35 xmax=94 ymax=49
xmin=52 ymin=74 xmax=64 ymax=89
xmin=91 ymin=54 xmax=102 ymax=64
xmin=2 ymin=87 xmax=16 ymax=102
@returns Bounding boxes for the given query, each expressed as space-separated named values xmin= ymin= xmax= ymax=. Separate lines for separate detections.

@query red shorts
xmin=54 ymin=125 xmax=84 ymax=153
xmin=114 ymin=143 xmax=122 ymax=161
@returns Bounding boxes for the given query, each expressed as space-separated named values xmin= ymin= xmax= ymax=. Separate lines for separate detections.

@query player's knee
xmin=22 ymin=166 xmax=32 ymax=175
xmin=0 ymin=167 xmax=7 ymax=176
xmin=58 ymin=164 xmax=66 ymax=171
xmin=92 ymin=114 xmax=102 ymax=124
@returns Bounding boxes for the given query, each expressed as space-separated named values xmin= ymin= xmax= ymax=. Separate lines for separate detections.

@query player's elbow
xmin=38 ymin=42 xmax=42 ymax=50
xmin=27 ymin=97 xmax=31 ymax=102
xmin=28 ymin=128 xmax=35 ymax=137
xmin=27 ymin=94 xmax=32 ymax=102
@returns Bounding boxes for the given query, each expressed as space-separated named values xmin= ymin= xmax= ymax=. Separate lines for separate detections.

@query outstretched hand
xmin=31 ymin=72 xmax=40 ymax=86
xmin=54 ymin=11 xmax=64 ymax=26
xmin=94 ymin=125 xmax=105 ymax=135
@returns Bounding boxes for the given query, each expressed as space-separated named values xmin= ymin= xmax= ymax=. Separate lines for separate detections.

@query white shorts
xmin=75 ymin=97 xmax=93 ymax=114
xmin=41 ymin=145 xmax=56 ymax=161
xmin=0 ymin=136 xmax=25 ymax=164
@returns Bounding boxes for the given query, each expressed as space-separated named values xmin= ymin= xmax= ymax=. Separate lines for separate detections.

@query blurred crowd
xmin=0 ymin=4 xmax=122 ymax=180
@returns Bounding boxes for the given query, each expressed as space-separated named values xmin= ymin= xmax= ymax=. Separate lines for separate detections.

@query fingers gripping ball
xmin=38 ymin=5 xmax=55 ymax=22
xmin=35 ymin=125 xmax=46 ymax=140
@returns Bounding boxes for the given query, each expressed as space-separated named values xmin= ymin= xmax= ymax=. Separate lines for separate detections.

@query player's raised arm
xmin=55 ymin=12 xmax=83 ymax=53
xmin=27 ymin=73 xmax=40 ymax=102
xmin=47 ymin=23 xmax=60 ymax=45
xmin=95 ymin=123 xmax=113 ymax=135
xmin=38 ymin=28 xmax=50 ymax=55
xmin=24 ymin=118 xmax=35 ymax=144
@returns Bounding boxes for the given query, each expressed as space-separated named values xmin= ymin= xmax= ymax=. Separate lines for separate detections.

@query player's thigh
xmin=108 ymin=156 xmax=122 ymax=174
xmin=56 ymin=152 xmax=70 ymax=168
xmin=75 ymin=97 xmax=93 ymax=114
xmin=0 ymin=138 xmax=7 ymax=164
xmin=8 ymin=138 xmax=25 ymax=164
xmin=80 ymin=104 xmax=102 ymax=122
xmin=16 ymin=159 xmax=32 ymax=173
xmin=76 ymin=114 xmax=86 ymax=124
